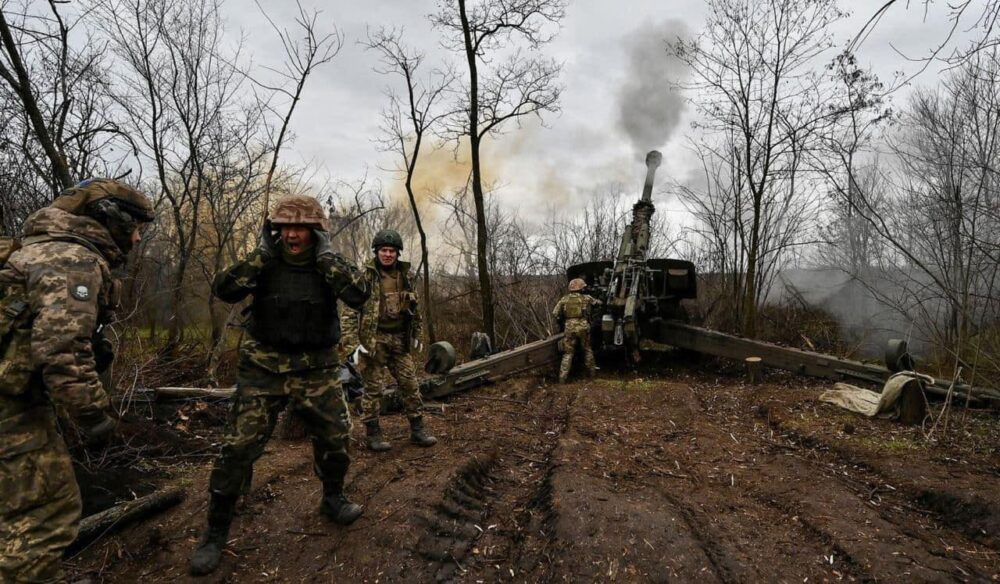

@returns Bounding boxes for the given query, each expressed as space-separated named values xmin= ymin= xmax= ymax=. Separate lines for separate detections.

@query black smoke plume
xmin=617 ymin=20 xmax=689 ymax=157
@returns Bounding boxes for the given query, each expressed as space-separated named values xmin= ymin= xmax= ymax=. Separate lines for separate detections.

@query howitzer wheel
xmin=885 ymin=339 xmax=915 ymax=372
xmin=425 ymin=341 xmax=457 ymax=374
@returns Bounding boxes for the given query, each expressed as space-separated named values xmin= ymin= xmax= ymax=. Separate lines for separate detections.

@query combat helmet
xmin=372 ymin=229 xmax=403 ymax=252
xmin=52 ymin=178 xmax=155 ymax=253
xmin=568 ymin=278 xmax=587 ymax=292
xmin=270 ymin=195 xmax=328 ymax=231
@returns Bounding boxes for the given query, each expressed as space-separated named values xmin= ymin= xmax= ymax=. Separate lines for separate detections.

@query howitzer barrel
xmin=641 ymin=150 xmax=663 ymax=203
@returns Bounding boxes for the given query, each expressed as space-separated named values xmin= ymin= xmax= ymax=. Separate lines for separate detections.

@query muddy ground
xmin=65 ymin=364 xmax=1000 ymax=583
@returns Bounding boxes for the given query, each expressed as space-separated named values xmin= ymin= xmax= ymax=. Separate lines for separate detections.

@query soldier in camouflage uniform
xmin=552 ymin=278 xmax=602 ymax=383
xmin=342 ymin=229 xmax=436 ymax=452
xmin=189 ymin=195 xmax=370 ymax=577
xmin=0 ymin=179 xmax=154 ymax=584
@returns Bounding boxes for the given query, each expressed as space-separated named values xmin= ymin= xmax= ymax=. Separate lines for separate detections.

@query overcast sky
xmin=223 ymin=0 xmax=985 ymax=228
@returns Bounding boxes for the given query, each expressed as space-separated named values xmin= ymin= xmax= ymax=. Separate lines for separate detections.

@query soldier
xmin=0 ymin=179 xmax=154 ymax=583
xmin=552 ymin=278 xmax=602 ymax=383
xmin=343 ymin=229 xmax=436 ymax=452
xmin=189 ymin=195 xmax=370 ymax=576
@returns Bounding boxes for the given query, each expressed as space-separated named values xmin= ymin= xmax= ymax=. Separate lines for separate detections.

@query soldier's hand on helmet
xmin=313 ymin=228 xmax=338 ymax=270
xmin=78 ymin=409 xmax=116 ymax=448
xmin=255 ymin=221 xmax=279 ymax=263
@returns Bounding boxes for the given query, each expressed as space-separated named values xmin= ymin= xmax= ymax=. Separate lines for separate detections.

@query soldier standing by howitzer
xmin=342 ymin=229 xmax=437 ymax=452
xmin=0 ymin=179 xmax=154 ymax=583
xmin=189 ymin=195 xmax=370 ymax=577
xmin=553 ymin=278 xmax=602 ymax=383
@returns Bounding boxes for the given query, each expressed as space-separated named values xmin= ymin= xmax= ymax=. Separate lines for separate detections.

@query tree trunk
xmin=742 ymin=193 xmax=763 ymax=337
xmin=458 ymin=0 xmax=496 ymax=345
xmin=0 ymin=12 xmax=74 ymax=190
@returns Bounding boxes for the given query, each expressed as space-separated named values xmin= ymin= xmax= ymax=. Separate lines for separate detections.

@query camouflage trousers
xmin=208 ymin=359 xmax=353 ymax=498
xmin=0 ymin=407 xmax=81 ymax=584
xmin=560 ymin=319 xmax=596 ymax=382
xmin=359 ymin=331 xmax=423 ymax=422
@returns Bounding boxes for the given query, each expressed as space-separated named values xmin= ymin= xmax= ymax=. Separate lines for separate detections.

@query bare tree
xmin=95 ymin=0 xmax=267 ymax=349
xmin=252 ymin=0 xmax=342 ymax=217
xmin=430 ymin=0 xmax=565 ymax=344
xmin=363 ymin=26 xmax=454 ymax=343
xmin=671 ymin=0 xmax=847 ymax=336
xmin=0 ymin=3 xmax=73 ymax=189
xmin=854 ymin=1 xmax=1000 ymax=70
xmin=827 ymin=50 xmax=1000 ymax=385
xmin=0 ymin=1 xmax=130 ymax=221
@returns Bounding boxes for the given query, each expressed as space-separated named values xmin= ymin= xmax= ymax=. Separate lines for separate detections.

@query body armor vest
xmin=564 ymin=294 xmax=590 ymax=319
xmin=249 ymin=260 xmax=340 ymax=351
xmin=377 ymin=267 xmax=406 ymax=333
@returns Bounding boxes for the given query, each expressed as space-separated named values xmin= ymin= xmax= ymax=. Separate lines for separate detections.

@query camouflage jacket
xmin=340 ymin=259 xmax=422 ymax=353
xmin=552 ymin=292 xmax=602 ymax=325
xmin=213 ymin=246 xmax=369 ymax=374
xmin=0 ymin=207 xmax=122 ymax=422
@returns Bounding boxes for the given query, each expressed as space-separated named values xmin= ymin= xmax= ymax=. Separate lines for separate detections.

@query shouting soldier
xmin=342 ymin=229 xmax=436 ymax=452
xmin=0 ymin=179 xmax=154 ymax=583
xmin=189 ymin=195 xmax=370 ymax=576
xmin=552 ymin=278 xmax=602 ymax=383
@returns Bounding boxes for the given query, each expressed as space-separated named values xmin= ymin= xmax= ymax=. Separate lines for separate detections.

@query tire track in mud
xmin=412 ymin=383 xmax=575 ymax=583
xmin=765 ymin=414 xmax=1000 ymax=553
xmin=645 ymin=382 xmax=867 ymax=583
xmin=692 ymin=383 xmax=998 ymax=582
xmin=415 ymin=455 xmax=498 ymax=580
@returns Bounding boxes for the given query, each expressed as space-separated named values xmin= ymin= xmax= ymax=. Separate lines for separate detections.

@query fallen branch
xmin=74 ymin=487 xmax=185 ymax=549
xmin=142 ymin=386 xmax=236 ymax=400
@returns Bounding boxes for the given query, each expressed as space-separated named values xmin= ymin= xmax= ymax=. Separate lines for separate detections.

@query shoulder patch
xmin=70 ymin=283 xmax=91 ymax=301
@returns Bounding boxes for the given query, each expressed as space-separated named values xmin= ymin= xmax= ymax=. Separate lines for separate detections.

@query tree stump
xmin=745 ymin=357 xmax=762 ymax=385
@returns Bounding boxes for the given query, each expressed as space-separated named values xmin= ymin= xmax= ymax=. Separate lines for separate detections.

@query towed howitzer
xmin=567 ymin=150 xmax=696 ymax=360
xmin=416 ymin=152 xmax=1000 ymax=408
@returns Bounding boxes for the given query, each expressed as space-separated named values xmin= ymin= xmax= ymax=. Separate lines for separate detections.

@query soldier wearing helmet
xmin=339 ymin=228 xmax=436 ymax=452
xmin=552 ymin=278 xmax=602 ymax=383
xmin=0 ymin=178 xmax=154 ymax=583
xmin=189 ymin=194 xmax=370 ymax=576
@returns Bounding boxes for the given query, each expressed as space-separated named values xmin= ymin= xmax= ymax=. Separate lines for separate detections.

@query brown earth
xmin=65 ymin=366 xmax=1000 ymax=583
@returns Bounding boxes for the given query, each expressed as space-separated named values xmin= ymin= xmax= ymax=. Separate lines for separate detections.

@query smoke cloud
xmin=617 ymin=20 xmax=690 ymax=157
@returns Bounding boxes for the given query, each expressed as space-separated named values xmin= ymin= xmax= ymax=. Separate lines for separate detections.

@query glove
xmin=337 ymin=361 xmax=366 ymax=402
xmin=412 ymin=337 xmax=423 ymax=352
xmin=78 ymin=410 xmax=116 ymax=447
xmin=254 ymin=221 xmax=279 ymax=264
xmin=314 ymin=229 xmax=336 ymax=270
xmin=94 ymin=330 xmax=115 ymax=373
xmin=349 ymin=344 xmax=370 ymax=366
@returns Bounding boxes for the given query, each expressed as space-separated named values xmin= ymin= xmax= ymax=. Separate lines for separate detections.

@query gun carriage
xmin=420 ymin=152 xmax=1000 ymax=408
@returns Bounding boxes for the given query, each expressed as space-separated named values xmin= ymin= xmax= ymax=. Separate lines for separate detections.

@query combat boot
xmin=364 ymin=419 xmax=391 ymax=452
xmin=409 ymin=416 xmax=437 ymax=447
xmin=189 ymin=493 xmax=237 ymax=576
xmin=320 ymin=483 xmax=363 ymax=525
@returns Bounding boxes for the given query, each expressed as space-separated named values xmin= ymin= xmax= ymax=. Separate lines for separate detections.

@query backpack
xmin=563 ymin=294 xmax=590 ymax=319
